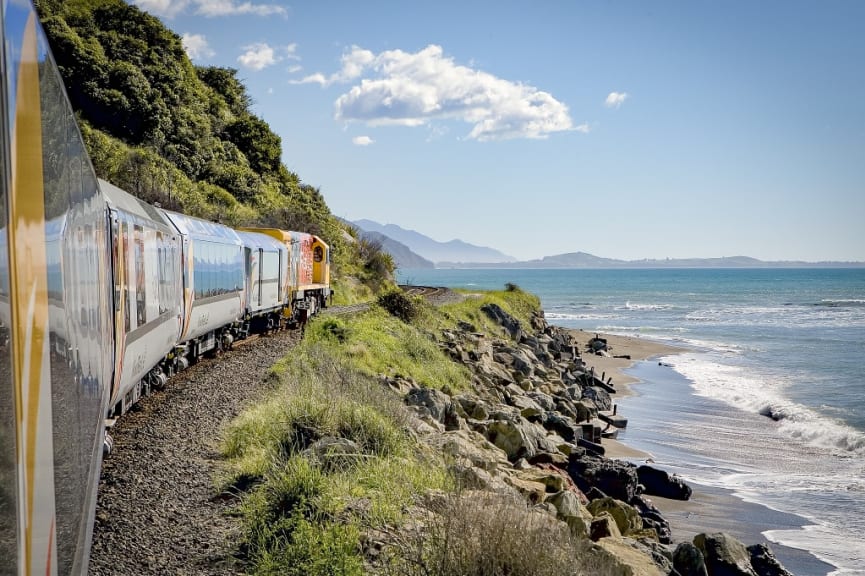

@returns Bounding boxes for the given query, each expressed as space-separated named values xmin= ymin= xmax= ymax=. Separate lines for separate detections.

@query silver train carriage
xmin=101 ymin=180 xmax=183 ymax=417
xmin=0 ymin=2 xmax=333 ymax=574
xmin=1 ymin=3 xmax=113 ymax=574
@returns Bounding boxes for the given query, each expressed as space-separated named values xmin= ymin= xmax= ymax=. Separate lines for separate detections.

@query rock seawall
xmin=398 ymin=302 xmax=795 ymax=576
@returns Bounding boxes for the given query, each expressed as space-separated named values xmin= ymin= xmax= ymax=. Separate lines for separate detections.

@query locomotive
xmin=0 ymin=4 xmax=330 ymax=574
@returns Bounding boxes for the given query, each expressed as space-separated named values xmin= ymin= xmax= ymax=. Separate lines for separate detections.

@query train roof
xmin=235 ymin=230 xmax=287 ymax=252
xmin=161 ymin=210 xmax=243 ymax=245
xmin=99 ymin=179 xmax=174 ymax=229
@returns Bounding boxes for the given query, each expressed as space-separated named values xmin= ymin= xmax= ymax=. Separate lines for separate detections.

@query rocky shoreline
xmin=397 ymin=303 xmax=795 ymax=576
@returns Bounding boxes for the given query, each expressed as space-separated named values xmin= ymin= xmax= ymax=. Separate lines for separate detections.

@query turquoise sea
xmin=397 ymin=267 xmax=865 ymax=575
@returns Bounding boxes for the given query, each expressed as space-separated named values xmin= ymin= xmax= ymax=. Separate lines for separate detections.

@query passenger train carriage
xmin=0 ymin=3 xmax=331 ymax=574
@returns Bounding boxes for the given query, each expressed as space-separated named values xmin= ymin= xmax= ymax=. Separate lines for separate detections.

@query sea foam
xmin=669 ymin=353 xmax=865 ymax=457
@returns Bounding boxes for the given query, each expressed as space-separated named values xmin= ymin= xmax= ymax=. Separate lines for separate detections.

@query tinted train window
xmin=134 ymin=225 xmax=145 ymax=326
xmin=193 ymin=240 xmax=242 ymax=299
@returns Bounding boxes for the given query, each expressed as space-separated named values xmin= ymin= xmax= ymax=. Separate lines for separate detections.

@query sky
xmin=133 ymin=0 xmax=865 ymax=262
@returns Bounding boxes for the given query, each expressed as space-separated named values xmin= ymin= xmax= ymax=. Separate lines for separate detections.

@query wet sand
xmin=572 ymin=330 xmax=835 ymax=575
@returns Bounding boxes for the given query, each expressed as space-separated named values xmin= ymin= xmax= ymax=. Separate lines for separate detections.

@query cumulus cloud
xmin=575 ymin=123 xmax=591 ymax=134
xmin=605 ymin=92 xmax=628 ymax=108
xmin=133 ymin=0 xmax=285 ymax=18
xmin=352 ymin=136 xmax=375 ymax=146
xmin=298 ymin=44 xmax=573 ymax=141
xmin=181 ymin=32 xmax=214 ymax=60
xmin=238 ymin=43 xmax=297 ymax=71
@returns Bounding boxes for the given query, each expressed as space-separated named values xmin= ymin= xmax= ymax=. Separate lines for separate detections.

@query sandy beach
xmin=574 ymin=330 xmax=835 ymax=575
xmin=565 ymin=329 xmax=679 ymax=459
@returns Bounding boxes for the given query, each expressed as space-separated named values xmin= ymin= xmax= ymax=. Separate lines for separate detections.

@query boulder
xmin=481 ymin=303 xmax=522 ymax=339
xmin=504 ymin=475 xmax=546 ymax=503
xmin=568 ymin=453 xmax=640 ymax=503
xmin=626 ymin=538 xmax=675 ymax=574
xmin=509 ymin=395 xmax=543 ymax=420
xmin=747 ymin=544 xmax=794 ymax=576
xmin=542 ymin=411 xmax=581 ymax=443
xmin=586 ymin=496 xmax=644 ymax=536
xmin=547 ymin=490 xmax=592 ymax=538
xmin=593 ymin=538 xmax=667 ymax=576
xmin=406 ymin=387 xmax=453 ymax=423
xmin=484 ymin=415 xmax=545 ymax=461
xmin=693 ymin=532 xmax=757 ymax=576
xmin=583 ymin=386 xmax=613 ymax=411
xmin=630 ymin=494 xmax=672 ymax=544
xmin=302 ymin=437 xmax=361 ymax=472
xmin=590 ymin=512 xmax=622 ymax=540
xmin=428 ymin=429 xmax=510 ymax=472
xmin=636 ymin=465 xmax=692 ymax=500
xmin=453 ymin=394 xmax=491 ymax=420
xmin=673 ymin=541 xmax=708 ymax=576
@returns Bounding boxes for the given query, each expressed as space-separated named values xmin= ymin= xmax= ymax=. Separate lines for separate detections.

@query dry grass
xmin=380 ymin=490 xmax=613 ymax=576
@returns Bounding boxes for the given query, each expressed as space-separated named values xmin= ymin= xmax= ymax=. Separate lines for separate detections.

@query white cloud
xmin=301 ymin=44 xmax=574 ymax=141
xmin=238 ymin=43 xmax=299 ymax=71
xmin=181 ymin=32 xmax=215 ymax=60
xmin=293 ymin=45 xmax=375 ymax=86
xmin=352 ymin=136 xmax=375 ymax=146
xmin=576 ymin=123 xmax=591 ymax=134
xmin=237 ymin=43 xmax=278 ymax=70
xmin=132 ymin=0 xmax=285 ymax=18
xmin=605 ymin=92 xmax=629 ymax=108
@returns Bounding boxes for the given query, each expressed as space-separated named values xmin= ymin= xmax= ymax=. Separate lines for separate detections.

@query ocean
xmin=396 ymin=267 xmax=865 ymax=575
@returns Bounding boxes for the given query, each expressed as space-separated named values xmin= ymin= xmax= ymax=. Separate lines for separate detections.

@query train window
xmin=134 ymin=225 xmax=146 ymax=326
xmin=314 ymin=245 xmax=323 ymax=263
xmin=122 ymin=221 xmax=131 ymax=333
xmin=157 ymin=231 xmax=167 ymax=315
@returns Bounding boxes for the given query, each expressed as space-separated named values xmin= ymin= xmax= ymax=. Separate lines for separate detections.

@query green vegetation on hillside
xmin=219 ymin=287 xmax=608 ymax=575
xmin=34 ymin=0 xmax=393 ymax=297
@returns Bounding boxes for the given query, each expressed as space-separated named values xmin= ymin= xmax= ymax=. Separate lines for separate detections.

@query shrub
xmin=382 ymin=491 xmax=605 ymax=576
xmin=377 ymin=289 xmax=420 ymax=323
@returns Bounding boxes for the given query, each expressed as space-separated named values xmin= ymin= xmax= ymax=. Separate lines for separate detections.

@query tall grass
xmin=218 ymin=286 xmax=602 ymax=575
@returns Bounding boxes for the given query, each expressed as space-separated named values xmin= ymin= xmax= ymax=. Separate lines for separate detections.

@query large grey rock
xmin=542 ymin=411 xmax=581 ymax=443
xmin=484 ymin=415 xmax=546 ymax=461
xmin=583 ymin=386 xmax=613 ymax=411
xmin=693 ymin=532 xmax=757 ymax=576
xmin=674 ymin=541 xmax=708 ymax=576
xmin=747 ymin=544 xmax=793 ymax=576
xmin=586 ymin=496 xmax=644 ymax=536
xmin=630 ymin=494 xmax=672 ymax=544
xmin=568 ymin=452 xmax=640 ymax=503
xmin=637 ymin=464 xmax=693 ymax=500
xmin=481 ymin=303 xmax=522 ymax=339
xmin=405 ymin=387 xmax=452 ymax=423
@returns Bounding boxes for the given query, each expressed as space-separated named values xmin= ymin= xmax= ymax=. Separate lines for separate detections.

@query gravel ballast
xmin=88 ymin=329 xmax=300 ymax=575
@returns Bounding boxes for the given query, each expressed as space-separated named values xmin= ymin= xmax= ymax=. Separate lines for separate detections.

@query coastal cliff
xmin=217 ymin=285 xmax=796 ymax=575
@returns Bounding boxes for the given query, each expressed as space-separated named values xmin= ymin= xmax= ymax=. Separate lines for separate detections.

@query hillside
xmin=34 ymin=0 xmax=392 ymax=297
xmin=354 ymin=219 xmax=516 ymax=264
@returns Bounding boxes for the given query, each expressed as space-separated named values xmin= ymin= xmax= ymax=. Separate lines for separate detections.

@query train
xmin=0 ymin=4 xmax=331 ymax=574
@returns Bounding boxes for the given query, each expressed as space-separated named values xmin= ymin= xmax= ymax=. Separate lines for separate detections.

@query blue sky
xmin=134 ymin=0 xmax=864 ymax=262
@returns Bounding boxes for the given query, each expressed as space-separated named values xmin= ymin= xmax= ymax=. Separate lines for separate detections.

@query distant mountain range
xmin=350 ymin=220 xmax=864 ymax=269
xmin=358 ymin=230 xmax=435 ymax=269
xmin=352 ymin=220 xmax=516 ymax=265
xmin=440 ymin=252 xmax=865 ymax=269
